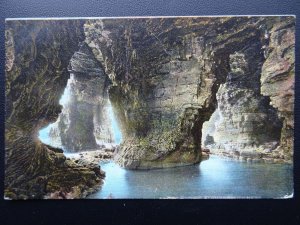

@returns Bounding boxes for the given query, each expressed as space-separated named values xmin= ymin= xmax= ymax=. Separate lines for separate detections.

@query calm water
xmin=87 ymin=155 xmax=293 ymax=199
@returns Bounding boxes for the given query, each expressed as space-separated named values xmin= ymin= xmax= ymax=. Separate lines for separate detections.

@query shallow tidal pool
xmin=87 ymin=155 xmax=293 ymax=199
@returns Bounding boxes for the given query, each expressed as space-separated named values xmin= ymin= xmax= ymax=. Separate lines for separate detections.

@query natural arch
xmin=38 ymin=42 xmax=122 ymax=152
xmin=84 ymin=17 xmax=293 ymax=169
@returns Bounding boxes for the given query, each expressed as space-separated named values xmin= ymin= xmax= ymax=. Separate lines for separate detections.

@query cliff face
xmin=5 ymin=20 xmax=104 ymax=199
xmin=83 ymin=17 xmax=294 ymax=169
xmin=202 ymin=17 xmax=295 ymax=162
xmin=260 ymin=18 xmax=295 ymax=160
xmin=202 ymin=44 xmax=283 ymax=161
xmin=84 ymin=18 xmax=221 ymax=168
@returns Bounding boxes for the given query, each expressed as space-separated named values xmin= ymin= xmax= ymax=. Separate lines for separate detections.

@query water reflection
xmin=87 ymin=155 xmax=293 ymax=199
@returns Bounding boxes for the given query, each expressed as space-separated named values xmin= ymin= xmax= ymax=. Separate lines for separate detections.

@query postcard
xmin=4 ymin=16 xmax=295 ymax=199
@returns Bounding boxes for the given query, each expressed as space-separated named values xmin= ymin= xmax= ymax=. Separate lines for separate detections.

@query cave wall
xmin=260 ymin=18 xmax=295 ymax=160
xmin=202 ymin=44 xmax=283 ymax=161
xmin=82 ymin=17 xmax=294 ymax=169
xmin=5 ymin=20 xmax=104 ymax=199
xmin=202 ymin=17 xmax=295 ymax=163
xmin=84 ymin=18 xmax=221 ymax=168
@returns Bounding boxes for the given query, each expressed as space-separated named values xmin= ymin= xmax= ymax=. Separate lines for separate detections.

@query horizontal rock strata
xmin=84 ymin=17 xmax=295 ymax=168
xmin=260 ymin=18 xmax=295 ymax=161
xmin=202 ymin=44 xmax=283 ymax=161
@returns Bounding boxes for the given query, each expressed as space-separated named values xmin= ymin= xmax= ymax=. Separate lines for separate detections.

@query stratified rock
xmin=5 ymin=20 xmax=104 ymax=199
xmin=260 ymin=17 xmax=295 ymax=161
xmin=83 ymin=17 xmax=293 ymax=168
xmin=203 ymin=44 xmax=282 ymax=158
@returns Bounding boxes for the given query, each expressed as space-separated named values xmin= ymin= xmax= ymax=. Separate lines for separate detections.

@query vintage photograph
xmin=5 ymin=16 xmax=295 ymax=199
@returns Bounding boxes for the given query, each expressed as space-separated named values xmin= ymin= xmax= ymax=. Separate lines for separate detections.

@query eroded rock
xmin=203 ymin=44 xmax=283 ymax=159
xmin=84 ymin=17 xmax=294 ymax=168
xmin=5 ymin=20 xmax=104 ymax=199
xmin=5 ymin=18 xmax=295 ymax=201
xmin=260 ymin=17 xmax=295 ymax=161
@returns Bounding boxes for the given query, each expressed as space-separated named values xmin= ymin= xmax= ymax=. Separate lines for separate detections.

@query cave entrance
xmin=201 ymin=90 xmax=283 ymax=158
xmin=38 ymin=73 xmax=123 ymax=153
xmin=38 ymin=74 xmax=75 ymax=150
xmin=201 ymin=48 xmax=283 ymax=158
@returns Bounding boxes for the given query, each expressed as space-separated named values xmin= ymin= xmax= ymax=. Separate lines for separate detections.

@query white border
xmin=5 ymin=15 xmax=296 ymax=21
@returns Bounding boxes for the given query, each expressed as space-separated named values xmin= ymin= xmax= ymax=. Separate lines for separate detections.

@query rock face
xmin=260 ymin=18 xmax=295 ymax=160
xmin=83 ymin=17 xmax=294 ymax=168
xmin=5 ymin=20 xmax=104 ymax=199
xmin=202 ymin=45 xmax=282 ymax=159
xmin=84 ymin=18 xmax=220 ymax=168
xmin=202 ymin=17 xmax=295 ymax=162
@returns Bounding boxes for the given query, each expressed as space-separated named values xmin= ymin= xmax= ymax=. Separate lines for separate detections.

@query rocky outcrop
xmin=202 ymin=44 xmax=283 ymax=161
xmin=260 ymin=18 xmax=295 ymax=161
xmin=82 ymin=17 xmax=295 ymax=168
xmin=65 ymin=149 xmax=115 ymax=165
xmin=202 ymin=17 xmax=295 ymax=163
xmin=84 ymin=18 xmax=219 ymax=168
xmin=5 ymin=20 xmax=104 ymax=199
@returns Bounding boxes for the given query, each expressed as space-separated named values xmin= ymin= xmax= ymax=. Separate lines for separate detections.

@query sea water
xmin=87 ymin=155 xmax=293 ymax=199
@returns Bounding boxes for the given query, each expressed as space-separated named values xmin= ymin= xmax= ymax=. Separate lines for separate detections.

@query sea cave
xmin=5 ymin=16 xmax=295 ymax=199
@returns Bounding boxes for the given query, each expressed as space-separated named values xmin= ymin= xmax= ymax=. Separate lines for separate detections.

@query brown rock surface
xmin=5 ymin=20 xmax=104 ymax=199
xmin=84 ymin=17 xmax=295 ymax=168
xmin=260 ymin=18 xmax=295 ymax=160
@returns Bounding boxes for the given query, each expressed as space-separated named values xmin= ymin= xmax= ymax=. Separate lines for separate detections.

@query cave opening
xmin=38 ymin=74 xmax=75 ymax=150
xmin=201 ymin=86 xmax=283 ymax=158
xmin=201 ymin=43 xmax=283 ymax=159
xmin=5 ymin=17 xmax=295 ymax=200
xmin=37 ymin=40 xmax=125 ymax=154
xmin=38 ymin=72 xmax=123 ymax=153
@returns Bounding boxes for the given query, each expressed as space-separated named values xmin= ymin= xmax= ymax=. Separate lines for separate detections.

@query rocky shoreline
xmin=66 ymin=148 xmax=114 ymax=165
xmin=43 ymin=148 xmax=114 ymax=199
xmin=14 ymin=144 xmax=290 ymax=200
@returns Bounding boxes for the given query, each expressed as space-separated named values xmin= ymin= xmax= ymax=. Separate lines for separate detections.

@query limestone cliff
xmin=5 ymin=20 xmax=104 ymax=199
xmin=202 ymin=17 xmax=295 ymax=162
